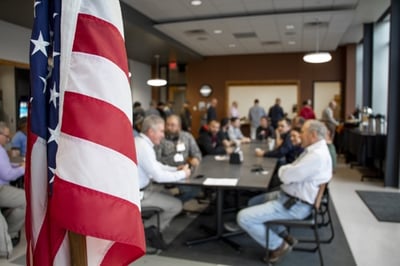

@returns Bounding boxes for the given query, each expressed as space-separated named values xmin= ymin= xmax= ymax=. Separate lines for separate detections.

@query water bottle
xmin=368 ymin=114 xmax=376 ymax=133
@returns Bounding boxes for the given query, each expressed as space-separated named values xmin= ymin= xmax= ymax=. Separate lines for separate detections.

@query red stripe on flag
xmin=61 ymin=91 xmax=137 ymax=163
xmin=51 ymin=177 xmax=145 ymax=249
xmin=25 ymin=133 xmax=65 ymax=266
xmin=101 ymin=242 xmax=145 ymax=266
xmin=73 ymin=13 xmax=129 ymax=78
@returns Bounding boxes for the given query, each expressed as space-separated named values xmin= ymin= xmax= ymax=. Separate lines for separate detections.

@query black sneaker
xmin=145 ymin=226 xmax=168 ymax=250
xmin=11 ymin=236 xmax=20 ymax=247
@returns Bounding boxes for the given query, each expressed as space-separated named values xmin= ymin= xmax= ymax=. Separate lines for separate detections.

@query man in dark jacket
xmin=198 ymin=120 xmax=232 ymax=156
xmin=268 ymin=98 xmax=285 ymax=129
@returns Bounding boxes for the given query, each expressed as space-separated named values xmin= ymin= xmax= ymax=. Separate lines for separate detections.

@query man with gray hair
xmin=0 ymin=121 xmax=26 ymax=256
xmin=135 ymin=115 xmax=191 ymax=249
xmin=321 ymin=100 xmax=339 ymax=139
xmin=237 ymin=120 xmax=332 ymax=263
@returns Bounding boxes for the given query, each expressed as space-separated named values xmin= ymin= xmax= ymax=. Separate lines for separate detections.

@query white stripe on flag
xmin=56 ymin=133 xmax=140 ymax=205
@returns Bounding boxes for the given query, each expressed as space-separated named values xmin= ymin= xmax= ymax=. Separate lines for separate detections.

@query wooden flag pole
xmin=68 ymin=231 xmax=88 ymax=266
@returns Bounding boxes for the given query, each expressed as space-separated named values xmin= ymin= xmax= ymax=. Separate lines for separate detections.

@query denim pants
xmin=237 ymin=192 xmax=312 ymax=250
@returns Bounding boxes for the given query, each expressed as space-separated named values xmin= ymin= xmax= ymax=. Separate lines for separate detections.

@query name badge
xmin=174 ymin=153 xmax=184 ymax=162
xmin=176 ymin=142 xmax=186 ymax=152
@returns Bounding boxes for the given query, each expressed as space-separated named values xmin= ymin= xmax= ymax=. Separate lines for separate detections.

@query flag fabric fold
xmin=27 ymin=0 xmax=145 ymax=265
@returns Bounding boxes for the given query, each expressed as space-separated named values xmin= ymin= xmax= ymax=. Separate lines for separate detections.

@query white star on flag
xmin=39 ymin=76 xmax=47 ymax=93
xmin=49 ymin=83 xmax=59 ymax=108
xmin=48 ymin=122 xmax=60 ymax=144
xmin=31 ymin=31 xmax=50 ymax=56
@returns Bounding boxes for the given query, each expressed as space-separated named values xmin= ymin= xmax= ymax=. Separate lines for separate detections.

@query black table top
xmin=174 ymin=142 xmax=277 ymax=190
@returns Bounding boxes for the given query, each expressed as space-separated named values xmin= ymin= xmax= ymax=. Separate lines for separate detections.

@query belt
xmin=282 ymin=191 xmax=312 ymax=206
xmin=140 ymin=183 xmax=151 ymax=192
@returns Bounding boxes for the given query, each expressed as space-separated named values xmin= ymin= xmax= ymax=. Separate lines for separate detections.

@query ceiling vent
xmin=304 ymin=21 xmax=329 ymax=28
xmin=261 ymin=41 xmax=281 ymax=46
xmin=184 ymin=29 xmax=208 ymax=36
xmin=233 ymin=32 xmax=257 ymax=39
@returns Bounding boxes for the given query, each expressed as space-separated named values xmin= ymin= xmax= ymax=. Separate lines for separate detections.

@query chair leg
xmin=312 ymin=225 xmax=324 ymax=266
xmin=265 ymin=224 xmax=270 ymax=262
xmin=323 ymin=206 xmax=335 ymax=243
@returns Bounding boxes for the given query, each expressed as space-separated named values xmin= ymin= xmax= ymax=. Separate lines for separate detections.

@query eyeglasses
xmin=0 ymin=133 xmax=10 ymax=141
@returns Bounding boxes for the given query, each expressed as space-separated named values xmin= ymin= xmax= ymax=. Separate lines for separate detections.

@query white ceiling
xmin=122 ymin=0 xmax=390 ymax=56
xmin=0 ymin=0 xmax=391 ymax=64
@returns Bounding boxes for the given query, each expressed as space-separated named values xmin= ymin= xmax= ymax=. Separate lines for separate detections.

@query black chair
xmin=264 ymin=183 xmax=328 ymax=266
xmin=316 ymin=186 xmax=334 ymax=243
xmin=141 ymin=206 xmax=163 ymax=254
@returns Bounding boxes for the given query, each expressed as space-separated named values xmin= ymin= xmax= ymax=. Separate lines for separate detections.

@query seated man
xmin=256 ymin=116 xmax=275 ymax=141
xmin=135 ymin=115 xmax=191 ymax=249
xmin=237 ymin=120 xmax=332 ymax=263
xmin=198 ymin=120 xmax=233 ymax=155
xmin=228 ymin=117 xmax=251 ymax=144
xmin=155 ymin=114 xmax=202 ymax=202
xmin=255 ymin=118 xmax=295 ymax=163
xmin=11 ymin=117 xmax=27 ymax=157
xmin=0 ymin=122 xmax=26 ymax=257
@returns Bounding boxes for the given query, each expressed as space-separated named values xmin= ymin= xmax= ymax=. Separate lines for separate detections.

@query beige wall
xmin=0 ymin=65 xmax=16 ymax=132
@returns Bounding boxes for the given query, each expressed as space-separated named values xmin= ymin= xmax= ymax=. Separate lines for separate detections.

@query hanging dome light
xmin=303 ymin=52 xmax=332 ymax=63
xmin=303 ymin=20 xmax=332 ymax=64
xmin=147 ymin=54 xmax=167 ymax=87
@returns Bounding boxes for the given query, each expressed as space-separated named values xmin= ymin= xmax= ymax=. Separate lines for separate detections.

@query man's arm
xmin=264 ymin=134 xmax=293 ymax=158
xmin=0 ymin=148 xmax=24 ymax=182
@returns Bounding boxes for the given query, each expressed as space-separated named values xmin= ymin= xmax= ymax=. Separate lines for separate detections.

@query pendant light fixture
xmin=147 ymin=54 xmax=167 ymax=87
xmin=303 ymin=20 xmax=332 ymax=64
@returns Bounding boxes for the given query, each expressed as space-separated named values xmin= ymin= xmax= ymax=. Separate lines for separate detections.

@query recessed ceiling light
xmin=288 ymin=41 xmax=296 ymax=45
xmin=191 ymin=0 xmax=202 ymax=6
xmin=286 ymin=24 xmax=295 ymax=30
xmin=228 ymin=44 xmax=236 ymax=48
xmin=213 ymin=29 xmax=223 ymax=34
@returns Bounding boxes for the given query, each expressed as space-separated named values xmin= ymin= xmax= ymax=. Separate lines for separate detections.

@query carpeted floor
xmin=356 ymin=190 xmax=400 ymax=223
xmin=160 ymin=201 xmax=356 ymax=266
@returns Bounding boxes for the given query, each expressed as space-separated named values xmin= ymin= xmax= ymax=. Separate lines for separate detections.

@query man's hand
xmin=241 ymin=137 xmax=251 ymax=144
xmin=255 ymin=148 xmax=265 ymax=157
xmin=188 ymin=157 xmax=200 ymax=167
xmin=225 ymin=147 xmax=234 ymax=155
xmin=178 ymin=164 xmax=191 ymax=178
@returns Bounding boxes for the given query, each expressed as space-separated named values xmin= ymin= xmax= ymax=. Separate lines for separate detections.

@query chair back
xmin=314 ymin=183 xmax=328 ymax=210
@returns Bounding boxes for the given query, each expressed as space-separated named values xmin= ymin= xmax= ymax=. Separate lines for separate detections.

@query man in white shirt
xmin=135 ymin=115 xmax=191 ymax=245
xmin=237 ymin=120 xmax=332 ymax=263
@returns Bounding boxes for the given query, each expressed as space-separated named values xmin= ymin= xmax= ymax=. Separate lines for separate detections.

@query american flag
xmin=26 ymin=0 xmax=145 ymax=265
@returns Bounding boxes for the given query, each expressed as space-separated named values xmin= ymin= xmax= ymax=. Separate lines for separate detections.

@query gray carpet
xmin=160 ymin=201 xmax=356 ymax=266
xmin=357 ymin=190 xmax=400 ymax=223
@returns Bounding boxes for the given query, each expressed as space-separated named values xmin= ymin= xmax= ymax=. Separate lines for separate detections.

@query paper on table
xmin=203 ymin=178 xmax=238 ymax=186
xmin=214 ymin=155 xmax=229 ymax=161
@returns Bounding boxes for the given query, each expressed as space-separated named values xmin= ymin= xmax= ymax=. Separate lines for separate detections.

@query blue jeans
xmin=237 ymin=191 xmax=312 ymax=250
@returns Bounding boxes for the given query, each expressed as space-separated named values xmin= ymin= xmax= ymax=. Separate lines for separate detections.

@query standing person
xmin=237 ymin=120 xmax=332 ymax=263
xmin=155 ymin=115 xmax=202 ymax=202
xmin=0 ymin=121 xmax=26 ymax=256
xmin=230 ymin=101 xmax=240 ymax=118
xmin=299 ymin=99 xmax=316 ymax=120
xmin=135 ymin=115 xmax=191 ymax=248
xmin=180 ymin=101 xmax=192 ymax=132
xmin=248 ymin=99 xmax=266 ymax=140
xmin=321 ymin=100 xmax=339 ymax=139
xmin=11 ymin=117 xmax=27 ymax=157
xmin=268 ymin=98 xmax=285 ymax=129
xmin=207 ymin=98 xmax=218 ymax=123
xmin=145 ymin=100 xmax=160 ymax=117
